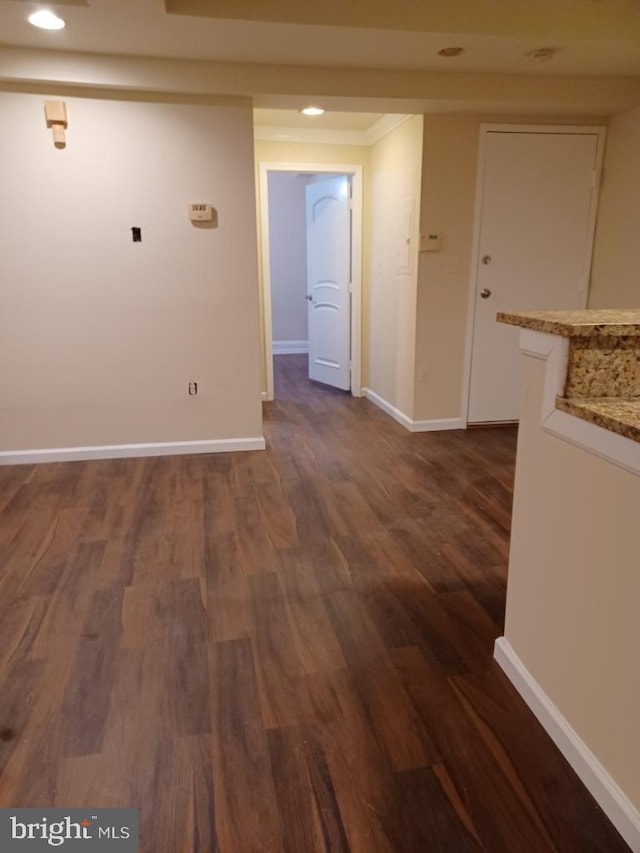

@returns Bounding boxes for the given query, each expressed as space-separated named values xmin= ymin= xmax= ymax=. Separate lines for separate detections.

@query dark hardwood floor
xmin=0 ymin=354 xmax=629 ymax=852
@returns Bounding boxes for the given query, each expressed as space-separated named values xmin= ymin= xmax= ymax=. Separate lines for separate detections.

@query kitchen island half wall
xmin=495 ymin=309 xmax=640 ymax=853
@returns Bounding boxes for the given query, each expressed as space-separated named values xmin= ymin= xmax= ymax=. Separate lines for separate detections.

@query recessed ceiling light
xmin=28 ymin=10 xmax=66 ymax=30
xmin=300 ymin=106 xmax=325 ymax=117
xmin=438 ymin=47 xmax=464 ymax=58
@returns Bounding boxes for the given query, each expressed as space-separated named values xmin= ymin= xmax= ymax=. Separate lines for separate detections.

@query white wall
xmin=590 ymin=106 xmax=640 ymax=308
xmin=0 ymin=92 xmax=263 ymax=451
xmin=367 ymin=115 xmax=424 ymax=418
xmin=414 ymin=113 xmax=607 ymax=423
xmin=267 ymin=172 xmax=308 ymax=345
xmin=503 ymin=351 xmax=640 ymax=822
xmin=414 ymin=115 xmax=480 ymax=422
xmin=254 ymin=139 xmax=371 ymax=391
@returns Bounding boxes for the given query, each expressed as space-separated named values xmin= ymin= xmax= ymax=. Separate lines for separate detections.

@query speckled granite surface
xmin=556 ymin=398 xmax=640 ymax=443
xmin=566 ymin=336 xmax=640 ymax=398
xmin=500 ymin=308 xmax=640 ymax=443
xmin=498 ymin=309 xmax=640 ymax=337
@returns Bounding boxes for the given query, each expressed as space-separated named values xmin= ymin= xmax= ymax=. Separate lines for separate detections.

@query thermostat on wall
xmin=188 ymin=203 xmax=214 ymax=222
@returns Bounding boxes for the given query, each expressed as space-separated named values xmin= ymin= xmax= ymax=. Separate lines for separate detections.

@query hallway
xmin=0 ymin=355 xmax=628 ymax=851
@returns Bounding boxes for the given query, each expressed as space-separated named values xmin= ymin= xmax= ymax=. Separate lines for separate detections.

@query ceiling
xmin=0 ymin=0 xmax=638 ymax=75
xmin=0 ymin=0 xmax=639 ymax=116
xmin=165 ymin=0 xmax=640 ymax=40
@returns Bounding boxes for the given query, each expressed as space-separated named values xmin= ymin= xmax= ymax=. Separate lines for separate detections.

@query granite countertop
xmin=498 ymin=308 xmax=640 ymax=443
xmin=556 ymin=397 xmax=640 ymax=443
xmin=497 ymin=309 xmax=640 ymax=337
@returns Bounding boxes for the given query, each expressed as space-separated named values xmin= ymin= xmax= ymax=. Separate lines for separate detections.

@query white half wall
xmin=497 ymin=338 xmax=640 ymax=850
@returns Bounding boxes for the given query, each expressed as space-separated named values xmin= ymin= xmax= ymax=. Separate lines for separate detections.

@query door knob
xmin=481 ymin=255 xmax=492 ymax=265
xmin=480 ymin=288 xmax=492 ymax=299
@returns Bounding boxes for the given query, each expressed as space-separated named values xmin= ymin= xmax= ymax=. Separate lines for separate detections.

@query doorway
xmin=258 ymin=162 xmax=363 ymax=401
xmin=463 ymin=124 xmax=605 ymax=424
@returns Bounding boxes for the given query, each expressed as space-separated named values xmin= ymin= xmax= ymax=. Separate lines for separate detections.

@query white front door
xmin=468 ymin=129 xmax=602 ymax=423
xmin=306 ymin=176 xmax=351 ymax=391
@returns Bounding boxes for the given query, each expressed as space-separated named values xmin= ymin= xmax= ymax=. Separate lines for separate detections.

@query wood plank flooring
xmin=0 ymin=354 xmax=629 ymax=852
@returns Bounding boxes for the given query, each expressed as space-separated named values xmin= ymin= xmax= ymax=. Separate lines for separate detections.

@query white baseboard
xmin=495 ymin=637 xmax=640 ymax=853
xmin=273 ymin=340 xmax=309 ymax=355
xmin=363 ymin=388 xmax=413 ymax=430
xmin=0 ymin=437 xmax=266 ymax=466
xmin=363 ymin=388 xmax=464 ymax=433
xmin=411 ymin=417 xmax=465 ymax=433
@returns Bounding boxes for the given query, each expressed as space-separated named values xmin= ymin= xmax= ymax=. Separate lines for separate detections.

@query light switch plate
xmin=420 ymin=232 xmax=442 ymax=252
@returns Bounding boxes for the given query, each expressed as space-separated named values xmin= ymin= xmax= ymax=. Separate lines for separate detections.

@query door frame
xmin=460 ymin=123 xmax=606 ymax=425
xmin=258 ymin=162 xmax=363 ymax=401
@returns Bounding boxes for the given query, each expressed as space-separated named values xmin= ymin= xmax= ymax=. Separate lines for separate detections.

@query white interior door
xmin=306 ymin=176 xmax=351 ymax=390
xmin=468 ymin=129 xmax=602 ymax=423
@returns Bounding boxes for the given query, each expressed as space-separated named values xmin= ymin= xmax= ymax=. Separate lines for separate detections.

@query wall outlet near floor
xmin=188 ymin=381 xmax=198 ymax=396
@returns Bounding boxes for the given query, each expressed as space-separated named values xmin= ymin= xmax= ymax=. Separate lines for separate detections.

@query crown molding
xmin=254 ymin=113 xmax=414 ymax=146
xmin=364 ymin=113 xmax=412 ymax=144
xmin=253 ymin=124 xmax=368 ymax=146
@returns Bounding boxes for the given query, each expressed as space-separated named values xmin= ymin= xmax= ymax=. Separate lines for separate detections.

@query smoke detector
xmin=527 ymin=47 xmax=560 ymax=61
xmin=438 ymin=47 xmax=465 ymax=58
